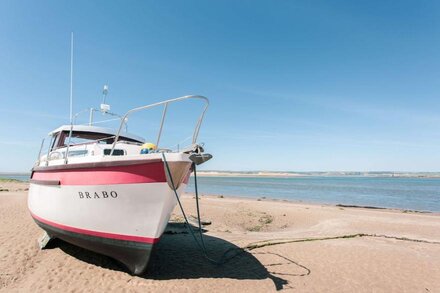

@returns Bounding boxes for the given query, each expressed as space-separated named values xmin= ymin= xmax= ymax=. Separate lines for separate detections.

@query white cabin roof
xmin=49 ymin=125 xmax=145 ymax=143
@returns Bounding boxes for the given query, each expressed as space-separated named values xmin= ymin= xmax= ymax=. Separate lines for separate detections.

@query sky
xmin=0 ymin=0 xmax=440 ymax=172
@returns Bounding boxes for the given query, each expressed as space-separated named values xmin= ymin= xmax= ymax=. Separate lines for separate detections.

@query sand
xmin=1 ymin=180 xmax=439 ymax=292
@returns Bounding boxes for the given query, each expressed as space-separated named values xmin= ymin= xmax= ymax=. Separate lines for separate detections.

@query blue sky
xmin=1 ymin=0 xmax=440 ymax=172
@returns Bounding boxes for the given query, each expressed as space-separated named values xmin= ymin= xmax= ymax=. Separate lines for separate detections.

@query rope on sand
xmin=243 ymin=233 xmax=440 ymax=251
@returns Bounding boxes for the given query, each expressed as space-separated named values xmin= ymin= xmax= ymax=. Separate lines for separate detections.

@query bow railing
xmin=109 ymin=95 xmax=209 ymax=156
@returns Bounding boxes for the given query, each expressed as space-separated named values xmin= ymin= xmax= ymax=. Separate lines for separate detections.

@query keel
xmin=37 ymin=231 xmax=54 ymax=249
xmin=34 ymin=218 xmax=155 ymax=275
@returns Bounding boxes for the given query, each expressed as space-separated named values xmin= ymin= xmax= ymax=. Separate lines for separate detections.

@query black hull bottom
xmin=33 ymin=218 xmax=154 ymax=275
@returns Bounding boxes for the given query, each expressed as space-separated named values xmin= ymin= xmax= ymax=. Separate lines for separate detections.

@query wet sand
xmin=1 ymin=180 xmax=439 ymax=292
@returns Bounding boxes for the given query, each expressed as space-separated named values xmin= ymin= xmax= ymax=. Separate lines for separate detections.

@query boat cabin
xmin=41 ymin=125 xmax=145 ymax=162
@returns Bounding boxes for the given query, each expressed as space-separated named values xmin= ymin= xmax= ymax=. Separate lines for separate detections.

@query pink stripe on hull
xmin=30 ymin=212 xmax=160 ymax=244
xmin=31 ymin=161 xmax=166 ymax=185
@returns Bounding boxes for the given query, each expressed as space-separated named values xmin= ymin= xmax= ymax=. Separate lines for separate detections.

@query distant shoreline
xmin=195 ymin=171 xmax=440 ymax=178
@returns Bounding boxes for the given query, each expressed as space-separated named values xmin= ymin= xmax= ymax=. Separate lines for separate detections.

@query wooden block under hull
xmin=33 ymin=218 xmax=154 ymax=275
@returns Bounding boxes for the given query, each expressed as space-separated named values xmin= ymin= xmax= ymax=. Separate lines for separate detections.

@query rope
xmin=162 ymin=153 xmax=238 ymax=264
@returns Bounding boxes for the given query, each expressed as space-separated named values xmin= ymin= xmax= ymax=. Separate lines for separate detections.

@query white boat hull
xmin=28 ymin=157 xmax=192 ymax=274
xmin=29 ymin=183 xmax=185 ymax=240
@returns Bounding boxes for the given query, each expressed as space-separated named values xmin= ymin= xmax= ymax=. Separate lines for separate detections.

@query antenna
xmin=100 ymin=84 xmax=110 ymax=113
xmin=102 ymin=84 xmax=109 ymax=104
xmin=69 ymin=32 xmax=74 ymax=124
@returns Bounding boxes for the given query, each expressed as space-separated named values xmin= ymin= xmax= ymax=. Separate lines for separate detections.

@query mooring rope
xmin=162 ymin=153 xmax=241 ymax=265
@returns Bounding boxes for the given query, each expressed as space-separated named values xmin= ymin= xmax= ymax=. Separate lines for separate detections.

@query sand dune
xmin=1 ymin=181 xmax=439 ymax=292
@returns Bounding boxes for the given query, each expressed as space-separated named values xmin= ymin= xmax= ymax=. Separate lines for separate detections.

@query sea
xmin=1 ymin=175 xmax=30 ymax=182
xmin=2 ymin=174 xmax=439 ymax=212
xmin=188 ymin=176 xmax=440 ymax=213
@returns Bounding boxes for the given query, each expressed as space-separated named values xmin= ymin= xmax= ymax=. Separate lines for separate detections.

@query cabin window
xmin=64 ymin=131 xmax=115 ymax=146
xmin=103 ymin=149 xmax=125 ymax=156
xmin=47 ymin=149 xmax=89 ymax=160
xmin=52 ymin=133 xmax=62 ymax=150
xmin=68 ymin=150 xmax=88 ymax=157
xmin=48 ymin=151 xmax=63 ymax=160
xmin=55 ymin=131 xmax=141 ymax=148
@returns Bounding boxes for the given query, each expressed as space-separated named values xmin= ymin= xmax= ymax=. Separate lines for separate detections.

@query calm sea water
xmin=188 ymin=176 xmax=440 ymax=212
xmin=0 ymin=175 xmax=30 ymax=181
xmin=2 ymin=174 xmax=439 ymax=212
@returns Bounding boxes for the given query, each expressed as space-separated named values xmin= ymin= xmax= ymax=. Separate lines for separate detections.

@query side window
xmin=68 ymin=150 xmax=88 ymax=157
xmin=69 ymin=132 xmax=115 ymax=145
xmin=51 ymin=133 xmax=62 ymax=150
xmin=51 ymin=132 xmax=68 ymax=149
xmin=103 ymin=149 xmax=125 ymax=156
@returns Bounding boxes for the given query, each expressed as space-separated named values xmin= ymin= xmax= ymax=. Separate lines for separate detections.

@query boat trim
xmin=31 ymin=161 xmax=167 ymax=185
xmin=32 ymin=158 xmax=163 ymax=172
xmin=29 ymin=179 xmax=60 ymax=186
xmin=30 ymin=211 xmax=160 ymax=244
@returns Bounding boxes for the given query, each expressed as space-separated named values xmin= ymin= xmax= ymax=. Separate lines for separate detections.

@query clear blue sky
xmin=1 ymin=0 xmax=440 ymax=172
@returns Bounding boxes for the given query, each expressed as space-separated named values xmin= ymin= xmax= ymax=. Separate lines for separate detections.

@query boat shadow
xmin=146 ymin=233 xmax=288 ymax=290
xmin=51 ymin=224 xmax=289 ymax=290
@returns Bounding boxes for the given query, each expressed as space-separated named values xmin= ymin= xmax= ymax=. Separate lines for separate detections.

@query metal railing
xmin=63 ymin=107 xmax=129 ymax=164
xmin=39 ymin=134 xmax=118 ymax=164
xmin=37 ymin=95 xmax=209 ymax=165
xmin=109 ymin=95 xmax=209 ymax=156
xmin=70 ymin=107 xmax=128 ymax=129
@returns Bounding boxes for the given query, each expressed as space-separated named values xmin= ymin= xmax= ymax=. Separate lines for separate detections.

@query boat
xmin=28 ymin=94 xmax=212 ymax=275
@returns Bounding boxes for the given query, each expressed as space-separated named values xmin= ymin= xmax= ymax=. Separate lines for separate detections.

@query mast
xmin=69 ymin=32 xmax=74 ymax=124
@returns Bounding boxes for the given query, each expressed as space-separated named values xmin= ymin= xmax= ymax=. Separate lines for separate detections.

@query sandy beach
xmin=1 ymin=180 xmax=439 ymax=292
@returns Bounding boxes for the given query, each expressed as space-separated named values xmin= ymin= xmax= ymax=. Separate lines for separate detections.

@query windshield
xmin=53 ymin=131 xmax=141 ymax=149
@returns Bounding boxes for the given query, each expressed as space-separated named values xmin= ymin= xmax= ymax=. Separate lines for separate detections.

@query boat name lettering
xmin=78 ymin=191 xmax=118 ymax=199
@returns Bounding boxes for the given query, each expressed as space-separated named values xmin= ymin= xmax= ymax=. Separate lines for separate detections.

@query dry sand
xmin=1 ymin=180 xmax=439 ymax=292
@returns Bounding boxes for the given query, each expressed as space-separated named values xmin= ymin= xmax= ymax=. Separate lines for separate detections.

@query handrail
xmin=156 ymin=102 xmax=168 ymax=147
xmin=110 ymin=95 xmax=209 ymax=156
xmin=36 ymin=138 xmax=45 ymax=166
xmin=45 ymin=135 xmax=55 ymax=166
xmin=64 ymin=123 xmax=74 ymax=164
xmin=41 ymin=95 xmax=209 ymax=165
xmin=72 ymin=108 xmax=127 ymax=129
xmin=63 ymin=108 xmax=129 ymax=164
xmin=47 ymin=135 xmax=118 ymax=163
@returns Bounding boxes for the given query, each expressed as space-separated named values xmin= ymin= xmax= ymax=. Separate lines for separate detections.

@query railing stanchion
xmin=64 ymin=123 xmax=74 ymax=164
xmin=192 ymin=103 xmax=209 ymax=144
xmin=45 ymin=136 xmax=54 ymax=166
xmin=36 ymin=138 xmax=45 ymax=166
xmin=89 ymin=108 xmax=94 ymax=125
xmin=156 ymin=103 xmax=168 ymax=148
